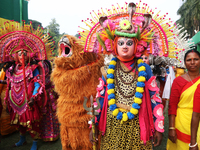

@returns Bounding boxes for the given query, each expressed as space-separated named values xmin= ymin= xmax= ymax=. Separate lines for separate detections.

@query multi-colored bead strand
xmin=107 ymin=57 xmax=147 ymax=123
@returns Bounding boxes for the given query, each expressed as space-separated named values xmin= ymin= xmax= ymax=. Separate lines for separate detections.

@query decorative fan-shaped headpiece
xmin=0 ymin=21 xmax=55 ymax=63
xmin=77 ymin=1 xmax=189 ymax=62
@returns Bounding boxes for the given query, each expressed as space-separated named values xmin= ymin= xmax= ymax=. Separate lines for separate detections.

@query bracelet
xmin=169 ymin=127 xmax=175 ymax=130
xmin=189 ymin=142 xmax=198 ymax=148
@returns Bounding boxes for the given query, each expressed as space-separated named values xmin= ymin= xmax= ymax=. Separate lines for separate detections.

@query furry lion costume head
xmin=51 ymin=35 xmax=104 ymax=150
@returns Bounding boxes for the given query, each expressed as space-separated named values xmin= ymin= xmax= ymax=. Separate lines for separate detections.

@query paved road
xmin=0 ymin=131 xmax=62 ymax=150
xmin=0 ymin=112 xmax=169 ymax=150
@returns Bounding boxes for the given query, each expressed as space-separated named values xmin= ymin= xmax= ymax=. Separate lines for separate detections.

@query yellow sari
xmin=167 ymin=78 xmax=200 ymax=150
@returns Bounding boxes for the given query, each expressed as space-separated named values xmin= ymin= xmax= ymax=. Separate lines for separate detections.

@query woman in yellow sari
xmin=167 ymin=48 xmax=200 ymax=150
xmin=189 ymin=84 xmax=200 ymax=150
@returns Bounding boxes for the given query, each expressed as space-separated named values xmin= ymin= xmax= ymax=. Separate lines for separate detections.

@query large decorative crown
xmin=77 ymin=1 xmax=192 ymax=64
xmin=0 ymin=21 xmax=55 ymax=63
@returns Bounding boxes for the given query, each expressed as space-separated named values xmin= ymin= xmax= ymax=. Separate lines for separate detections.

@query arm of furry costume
xmin=32 ymin=68 xmax=40 ymax=96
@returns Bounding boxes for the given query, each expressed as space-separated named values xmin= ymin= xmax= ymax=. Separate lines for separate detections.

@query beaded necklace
xmin=116 ymin=60 xmax=137 ymax=85
xmin=115 ymin=64 xmax=137 ymax=98
xmin=106 ymin=57 xmax=147 ymax=123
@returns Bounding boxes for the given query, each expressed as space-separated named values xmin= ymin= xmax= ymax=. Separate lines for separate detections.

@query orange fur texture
xmin=51 ymin=35 xmax=104 ymax=150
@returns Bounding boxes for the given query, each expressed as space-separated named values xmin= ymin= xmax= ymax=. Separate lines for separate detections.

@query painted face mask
xmin=17 ymin=50 xmax=29 ymax=64
xmin=141 ymin=55 xmax=149 ymax=65
xmin=117 ymin=37 xmax=135 ymax=61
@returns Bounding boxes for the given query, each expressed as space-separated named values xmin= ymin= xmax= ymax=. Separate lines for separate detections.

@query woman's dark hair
xmin=30 ymin=59 xmax=40 ymax=65
xmin=184 ymin=46 xmax=200 ymax=62
xmin=44 ymin=60 xmax=52 ymax=74
xmin=3 ymin=61 xmax=16 ymax=75
xmin=152 ymin=64 xmax=162 ymax=76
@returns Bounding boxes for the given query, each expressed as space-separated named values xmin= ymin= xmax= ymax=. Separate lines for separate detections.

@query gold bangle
xmin=169 ymin=127 xmax=175 ymax=130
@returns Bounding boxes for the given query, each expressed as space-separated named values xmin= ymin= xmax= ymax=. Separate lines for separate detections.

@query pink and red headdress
xmin=77 ymin=1 xmax=186 ymax=62
xmin=0 ymin=31 xmax=47 ymax=63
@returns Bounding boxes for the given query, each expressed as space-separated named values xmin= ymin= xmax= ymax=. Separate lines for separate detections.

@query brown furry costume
xmin=51 ymin=35 xmax=104 ymax=150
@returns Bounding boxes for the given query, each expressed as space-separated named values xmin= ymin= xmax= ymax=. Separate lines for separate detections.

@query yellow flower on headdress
xmin=119 ymin=19 xmax=131 ymax=30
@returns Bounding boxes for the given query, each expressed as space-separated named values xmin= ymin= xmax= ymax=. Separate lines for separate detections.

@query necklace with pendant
xmin=186 ymin=73 xmax=200 ymax=84
xmin=187 ymin=73 xmax=194 ymax=84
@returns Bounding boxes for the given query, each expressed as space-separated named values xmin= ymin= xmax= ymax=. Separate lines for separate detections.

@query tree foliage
xmin=46 ymin=18 xmax=61 ymax=56
xmin=75 ymin=33 xmax=81 ymax=39
xmin=47 ymin=18 xmax=60 ymax=38
xmin=176 ymin=0 xmax=200 ymax=37
xmin=28 ymin=19 xmax=42 ymax=30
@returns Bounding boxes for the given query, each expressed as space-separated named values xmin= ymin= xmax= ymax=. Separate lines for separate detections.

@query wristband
xmin=189 ymin=142 xmax=198 ymax=148
xmin=169 ymin=127 xmax=175 ymax=130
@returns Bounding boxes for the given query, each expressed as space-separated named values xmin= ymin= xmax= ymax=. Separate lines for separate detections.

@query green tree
xmin=29 ymin=19 xmax=42 ymax=30
xmin=75 ymin=33 xmax=81 ymax=39
xmin=176 ymin=0 xmax=200 ymax=37
xmin=46 ymin=18 xmax=60 ymax=56
xmin=47 ymin=18 xmax=60 ymax=37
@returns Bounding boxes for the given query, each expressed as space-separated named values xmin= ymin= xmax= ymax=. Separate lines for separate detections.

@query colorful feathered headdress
xmin=77 ymin=1 xmax=191 ymax=64
xmin=0 ymin=20 xmax=55 ymax=63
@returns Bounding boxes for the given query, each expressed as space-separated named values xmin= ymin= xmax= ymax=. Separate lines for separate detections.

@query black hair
xmin=44 ymin=60 xmax=52 ymax=74
xmin=152 ymin=64 xmax=162 ymax=76
xmin=0 ymin=63 xmax=5 ymax=71
xmin=2 ymin=61 xmax=16 ymax=75
xmin=184 ymin=46 xmax=200 ymax=62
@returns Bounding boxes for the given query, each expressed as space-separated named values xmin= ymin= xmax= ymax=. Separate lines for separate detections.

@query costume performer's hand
xmin=153 ymin=130 xmax=163 ymax=146
xmin=168 ymin=128 xmax=177 ymax=143
xmin=89 ymin=126 xmax=98 ymax=145
xmin=28 ymin=97 xmax=34 ymax=107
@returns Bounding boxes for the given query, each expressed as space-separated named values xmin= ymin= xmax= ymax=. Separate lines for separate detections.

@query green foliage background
xmin=176 ymin=0 xmax=200 ymax=37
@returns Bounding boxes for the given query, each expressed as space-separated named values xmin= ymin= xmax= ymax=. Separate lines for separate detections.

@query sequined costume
xmin=6 ymin=64 xmax=42 ymax=139
xmin=40 ymin=60 xmax=59 ymax=141
xmin=0 ymin=21 xmax=55 ymax=150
